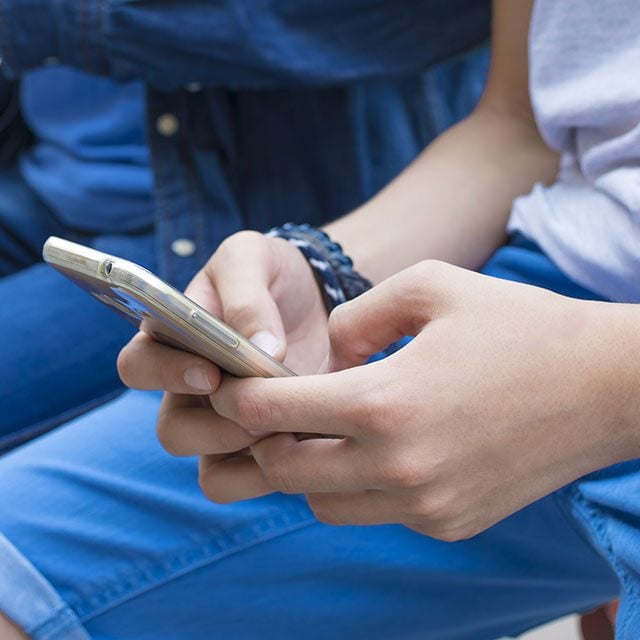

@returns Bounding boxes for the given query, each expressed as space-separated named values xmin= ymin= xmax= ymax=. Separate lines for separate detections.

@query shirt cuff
xmin=0 ymin=0 xmax=108 ymax=76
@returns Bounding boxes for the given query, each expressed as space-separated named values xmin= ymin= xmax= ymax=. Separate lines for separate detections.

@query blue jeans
xmin=1 ymin=47 xmax=490 ymax=451
xmin=0 ymin=169 xmax=157 ymax=451
xmin=2 ymin=237 xmax=639 ymax=639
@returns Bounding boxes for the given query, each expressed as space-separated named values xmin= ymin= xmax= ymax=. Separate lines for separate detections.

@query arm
xmin=120 ymin=0 xmax=547 ymax=403
xmin=121 ymin=1 xmax=610 ymax=531
xmin=208 ymin=264 xmax=640 ymax=540
xmin=0 ymin=0 xmax=489 ymax=89
xmin=187 ymin=1 xmax=640 ymax=535
xmin=327 ymin=0 xmax=559 ymax=283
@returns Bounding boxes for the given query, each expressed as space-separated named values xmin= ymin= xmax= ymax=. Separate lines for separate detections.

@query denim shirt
xmin=20 ymin=68 xmax=154 ymax=233
xmin=0 ymin=1 xmax=489 ymax=290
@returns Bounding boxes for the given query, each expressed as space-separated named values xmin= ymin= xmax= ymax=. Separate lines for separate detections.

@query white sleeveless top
xmin=507 ymin=0 xmax=640 ymax=302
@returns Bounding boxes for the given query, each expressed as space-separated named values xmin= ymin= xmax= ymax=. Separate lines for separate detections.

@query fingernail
xmin=250 ymin=331 xmax=279 ymax=357
xmin=247 ymin=430 xmax=269 ymax=438
xmin=184 ymin=366 xmax=212 ymax=392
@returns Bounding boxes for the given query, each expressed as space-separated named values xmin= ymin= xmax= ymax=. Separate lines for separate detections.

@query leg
xmin=0 ymin=165 xmax=157 ymax=449
xmin=0 ymin=259 xmax=141 ymax=449
xmin=0 ymin=389 xmax=618 ymax=640
xmin=0 ymin=168 xmax=64 ymax=277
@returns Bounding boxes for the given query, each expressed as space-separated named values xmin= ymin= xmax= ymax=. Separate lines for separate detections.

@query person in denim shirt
xmin=0 ymin=1 xmax=489 ymax=450
xmin=0 ymin=1 xmax=492 ymax=637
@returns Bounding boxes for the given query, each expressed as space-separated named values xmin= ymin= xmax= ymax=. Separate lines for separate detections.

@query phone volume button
xmin=190 ymin=312 xmax=240 ymax=350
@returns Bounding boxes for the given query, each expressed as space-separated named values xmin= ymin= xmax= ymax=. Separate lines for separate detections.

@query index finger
xmin=118 ymin=331 xmax=222 ymax=394
xmin=210 ymin=367 xmax=377 ymax=437
xmin=251 ymin=434 xmax=372 ymax=493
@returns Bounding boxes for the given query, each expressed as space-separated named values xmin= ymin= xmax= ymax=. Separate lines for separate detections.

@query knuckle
xmin=261 ymin=459 xmax=298 ymax=494
xmin=212 ymin=231 xmax=265 ymax=275
xmin=198 ymin=465 xmax=233 ymax=504
xmin=328 ymin=303 xmax=371 ymax=364
xmin=234 ymin=389 xmax=275 ymax=431
xmin=230 ymin=229 xmax=263 ymax=246
xmin=413 ymin=491 xmax=455 ymax=523
xmin=215 ymin=230 xmax=262 ymax=258
xmin=406 ymin=514 xmax=474 ymax=543
xmin=432 ymin=524 xmax=475 ymax=543
xmin=379 ymin=455 xmax=425 ymax=490
xmin=156 ymin=413 xmax=183 ymax=456
xmin=414 ymin=259 xmax=448 ymax=282
xmin=307 ymin=496 xmax=347 ymax=526
xmin=158 ymin=363 xmax=174 ymax=393
xmin=327 ymin=304 xmax=351 ymax=348
xmin=222 ymin=301 xmax=256 ymax=332
xmin=116 ymin=347 xmax=136 ymax=385
xmin=349 ymin=387 xmax=396 ymax=434
xmin=214 ymin=424 xmax=250 ymax=454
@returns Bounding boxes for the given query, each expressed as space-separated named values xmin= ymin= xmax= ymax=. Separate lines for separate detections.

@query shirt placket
xmin=146 ymin=87 xmax=213 ymax=291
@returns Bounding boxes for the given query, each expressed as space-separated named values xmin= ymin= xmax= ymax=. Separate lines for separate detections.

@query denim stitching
xmin=29 ymin=605 xmax=86 ymax=640
xmin=70 ymin=509 xmax=317 ymax=621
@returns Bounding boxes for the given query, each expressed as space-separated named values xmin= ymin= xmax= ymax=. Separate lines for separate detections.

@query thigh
xmin=0 ymin=232 xmax=156 ymax=449
xmin=0 ymin=167 xmax=64 ymax=276
xmin=0 ymin=390 xmax=618 ymax=640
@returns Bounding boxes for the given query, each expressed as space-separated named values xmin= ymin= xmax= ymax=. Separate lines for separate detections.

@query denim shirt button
xmin=171 ymin=238 xmax=196 ymax=257
xmin=185 ymin=83 xmax=203 ymax=93
xmin=156 ymin=113 xmax=180 ymax=137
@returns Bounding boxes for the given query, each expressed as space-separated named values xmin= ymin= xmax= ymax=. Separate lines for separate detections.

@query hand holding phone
xmin=45 ymin=232 xmax=331 ymax=468
xmin=43 ymin=236 xmax=295 ymax=378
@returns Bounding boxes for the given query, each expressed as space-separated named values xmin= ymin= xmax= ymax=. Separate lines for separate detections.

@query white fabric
xmin=508 ymin=0 xmax=640 ymax=301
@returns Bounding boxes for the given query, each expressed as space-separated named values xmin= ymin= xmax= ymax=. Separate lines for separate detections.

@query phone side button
xmin=190 ymin=312 xmax=240 ymax=350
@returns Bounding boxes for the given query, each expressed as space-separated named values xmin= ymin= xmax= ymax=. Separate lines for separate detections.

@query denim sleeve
xmin=0 ymin=0 xmax=489 ymax=89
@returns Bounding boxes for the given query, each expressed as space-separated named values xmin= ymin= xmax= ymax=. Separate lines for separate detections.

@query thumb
xmin=327 ymin=261 xmax=459 ymax=371
xmin=204 ymin=236 xmax=287 ymax=361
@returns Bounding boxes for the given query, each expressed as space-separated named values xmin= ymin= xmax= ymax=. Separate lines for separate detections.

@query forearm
xmin=326 ymin=104 xmax=559 ymax=284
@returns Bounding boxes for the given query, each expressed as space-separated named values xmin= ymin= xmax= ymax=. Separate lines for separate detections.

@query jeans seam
xmin=72 ymin=511 xmax=318 ymax=622
xmin=0 ymin=533 xmax=90 ymax=640
xmin=565 ymin=484 xmax=637 ymax=636
xmin=29 ymin=605 xmax=86 ymax=640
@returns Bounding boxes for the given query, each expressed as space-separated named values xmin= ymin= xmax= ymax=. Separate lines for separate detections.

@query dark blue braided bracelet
xmin=266 ymin=223 xmax=373 ymax=313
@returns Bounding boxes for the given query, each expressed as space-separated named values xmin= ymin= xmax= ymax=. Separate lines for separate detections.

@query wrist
xmin=266 ymin=223 xmax=373 ymax=314
xmin=576 ymin=300 xmax=640 ymax=470
xmin=605 ymin=303 xmax=640 ymax=460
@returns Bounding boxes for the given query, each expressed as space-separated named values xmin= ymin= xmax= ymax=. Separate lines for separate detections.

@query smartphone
xmin=42 ymin=236 xmax=295 ymax=378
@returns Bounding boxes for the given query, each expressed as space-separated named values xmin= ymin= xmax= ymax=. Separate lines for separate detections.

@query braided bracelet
xmin=266 ymin=223 xmax=373 ymax=313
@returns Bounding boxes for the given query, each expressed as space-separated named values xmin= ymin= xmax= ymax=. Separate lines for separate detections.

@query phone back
xmin=43 ymin=237 xmax=294 ymax=378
